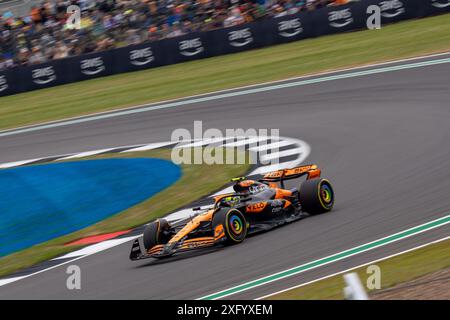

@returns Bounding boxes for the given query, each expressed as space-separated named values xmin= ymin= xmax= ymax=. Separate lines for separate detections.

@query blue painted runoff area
xmin=0 ymin=158 xmax=181 ymax=257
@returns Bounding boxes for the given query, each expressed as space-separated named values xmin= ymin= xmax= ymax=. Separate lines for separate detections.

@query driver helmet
xmin=222 ymin=196 xmax=240 ymax=207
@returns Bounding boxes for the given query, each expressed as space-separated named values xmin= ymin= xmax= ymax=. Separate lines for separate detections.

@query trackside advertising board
xmin=0 ymin=0 xmax=448 ymax=97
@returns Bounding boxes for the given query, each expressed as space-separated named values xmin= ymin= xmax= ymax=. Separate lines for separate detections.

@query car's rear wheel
xmin=299 ymin=178 xmax=334 ymax=215
xmin=212 ymin=208 xmax=248 ymax=244
xmin=143 ymin=218 xmax=170 ymax=250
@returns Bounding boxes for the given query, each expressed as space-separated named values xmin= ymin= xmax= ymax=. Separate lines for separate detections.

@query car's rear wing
xmin=260 ymin=164 xmax=321 ymax=188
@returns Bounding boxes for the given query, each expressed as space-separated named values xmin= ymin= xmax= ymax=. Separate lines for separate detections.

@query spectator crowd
xmin=0 ymin=0 xmax=350 ymax=70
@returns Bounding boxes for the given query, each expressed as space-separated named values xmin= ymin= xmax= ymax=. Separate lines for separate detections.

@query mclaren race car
xmin=130 ymin=164 xmax=334 ymax=260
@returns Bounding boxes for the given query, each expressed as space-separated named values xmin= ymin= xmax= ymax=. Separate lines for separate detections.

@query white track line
xmin=249 ymin=140 xmax=296 ymax=152
xmin=173 ymin=137 xmax=235 ymax=148
xmin=211 ymin=186 xmax=235 ymax=196
xmin=260 ymin=147 xmax=305 ymax=162
xmin=0 ymin=276 xmax=27 ymax=287
xmin=2 ymin=52 xmax=450 ymax=139
xmin=220 ymin=137 xmax=268 ymax=148
xmin=121 ymin=141 xmax=175 ymax=153
xmin=249 ymin=160 xmax=301 ymax=175
xmin=165 ymin=185 xmax=236 ymax=222
xmin=58 ymin=148 xmax=115 ymax=160
xmin=255 ymin=236 xmax=450 ymax=300
xmin=197 ymin=216 xmax=449 ymax=299
xmin=249 ymin=137 xmax=310 ymax=175
xmin=165 ymin=208 xmax=200 ymax=222
xmin=0 ymin=236 xmax=138 ymax=287
xmin=0 ymin=159 xmax=42 ymax=169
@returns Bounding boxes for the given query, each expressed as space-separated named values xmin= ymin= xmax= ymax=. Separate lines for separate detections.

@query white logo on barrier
xmin=32 ymin=66 xmax=56 ymax=84
xmin=328 ymin=9 xmax=354 ymax=28
xmin=367 ymin=5 xmax=381 ymax=29
xmin=379 ymin=0 xmax=405 ymax=18
xmin=228 ymin=28 xmax=253 ymax=47
xmin=130 ymin=47 xmax=154 ymax=66
xmin=0 ymin=75 xmax=7 ymax=92
xmin=278 ymin=19 xmax=303 ymax=37
xmin=80 ymin=57 xmax=105 ymax=75
xmin=179 ymin=38 xmax=204 ymax=56
xmin=432 ymin=0 xmax=450 ymax=8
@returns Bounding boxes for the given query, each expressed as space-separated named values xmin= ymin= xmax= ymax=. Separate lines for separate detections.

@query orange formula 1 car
xmin=130 ymin=164 xmax=334 ymax=260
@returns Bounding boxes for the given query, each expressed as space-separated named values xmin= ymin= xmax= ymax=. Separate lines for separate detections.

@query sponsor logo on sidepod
xmin=130 ymin=47 xmax=154 ymax=66
xmin=431 ymin=0 xmax=450 ymax=8
xmin=228 ymin=28 xmax=253 ymax=47
xmin=379 ymin=0 xmax=405 ymax=18
xmin=0 ymin=75 xmax=7 ymax=92
xmin=328 ymin=9 xmax=353 ymax=28
xmin=80 ymin=57 xmax=105 ymax=75
xmin=278 ymin=18 xmax=303 ymax=37
xmin=32 ymin=66 xmax=56 ymax=84
xmin=179 ymin=38 xmax=204 ymax=56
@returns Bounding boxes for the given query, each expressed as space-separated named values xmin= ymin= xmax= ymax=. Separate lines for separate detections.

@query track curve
xmin=0 ymin=55 xmax=449 ymax=299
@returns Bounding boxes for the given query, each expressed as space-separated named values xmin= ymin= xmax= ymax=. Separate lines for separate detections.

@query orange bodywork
xmin=147 ymin=210 xmax=217 ymax=254
xmin=213 ymin=193 xmax=234 ymax=203
xmin=168 ymin=210 xmax=214 ymax=244
xmin=214 ymin=224 xmax=225 ymax=240
xmin=146 ymin=164 xmax=322 ymax=255
xmin=274 ymin=188 xmax=292 ymax=199
xmin=148 ymin=237 xmax=216 ymax=255
xmin=263 ymin=164 xmax=321 ymax=181
xmin=238 ymin=180 xmax=256 ymax=187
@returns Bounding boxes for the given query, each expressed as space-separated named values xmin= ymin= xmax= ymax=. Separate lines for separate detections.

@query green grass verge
xmin=266 ymin=239 xmax=450 ymax=300
xmin=1 ymin=14 xmax=450 ymax=130
xmin=0 ymin=148 xmax=250 ymax=277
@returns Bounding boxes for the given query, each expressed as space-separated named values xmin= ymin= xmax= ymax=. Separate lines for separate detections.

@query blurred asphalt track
xmin=0 ymin=53 xmax=449 ymax=299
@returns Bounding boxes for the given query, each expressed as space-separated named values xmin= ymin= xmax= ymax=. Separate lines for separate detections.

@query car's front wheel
xmin=143 ymin=218 xmax=171 ymax=251
xmin=212 ymin=208 xmax=248 ymax=244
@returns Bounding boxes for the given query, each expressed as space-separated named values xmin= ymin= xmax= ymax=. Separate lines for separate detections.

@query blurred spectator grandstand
xmin=0 ymin=0 xmax=351 ymax=70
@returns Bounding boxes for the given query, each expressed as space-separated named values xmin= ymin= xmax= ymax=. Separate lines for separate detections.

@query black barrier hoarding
xmin=361 ymin=0 xmax=420 ymax=25
xmin=73 ymin=50 xmax=115 ymax=82
xmin=209 ymin=23 xmax=261 ymax=56
xmin=115 ymin=41 xmax=166 ymax=73
xmin=419 ymin=0 xmax=450 ymax=16
xmin=377 ymin=0 xmax=417 ymax=23
xmin=161 ymin=32 xmax=211 ymax=65
xmin=0 ymin=0 xmax=448 ymax=98
xmin=314 ymin=3 xmax=365 ymax=37
xmin=0 ymin=68 xmax=15 ymax=96
xmin=20 ymin=58 xmax=69 ymax=92
xmin=266 ymin=10 xmax=316 ymax=45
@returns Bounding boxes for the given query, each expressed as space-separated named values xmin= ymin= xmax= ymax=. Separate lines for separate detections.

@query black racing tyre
xmin=299 ymin=178 xmax=334 ymax=215
xmin=212 ymin=208 xmax=248 ymax=244
xmin=143 ymin=218 xmax=170 ymax=250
